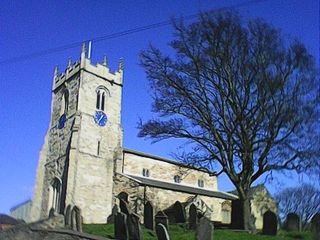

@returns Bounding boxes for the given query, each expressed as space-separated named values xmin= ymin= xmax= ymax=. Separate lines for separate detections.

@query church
xmin=11 ymin=44 xmax=241 ymax=225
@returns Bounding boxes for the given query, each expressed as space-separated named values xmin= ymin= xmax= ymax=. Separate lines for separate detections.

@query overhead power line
xmin=0 ymin=0 xmax=268 ymax=65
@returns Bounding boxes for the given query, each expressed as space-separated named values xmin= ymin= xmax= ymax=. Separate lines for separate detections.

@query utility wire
xmin=0 ymin=0 xmax=268 ymax=65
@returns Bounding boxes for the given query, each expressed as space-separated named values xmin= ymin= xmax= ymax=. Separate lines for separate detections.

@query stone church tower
xmin=30 ymin=44 xmax=123 ymax=223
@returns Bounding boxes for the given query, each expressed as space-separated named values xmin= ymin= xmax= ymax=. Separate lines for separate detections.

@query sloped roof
xmin=0 ymin=214 xmax=20 ymax=225
xmin=123 ymin=174 xmax=238 ymax=200
xmin=10 ymin=199 xmax=31 ymax=212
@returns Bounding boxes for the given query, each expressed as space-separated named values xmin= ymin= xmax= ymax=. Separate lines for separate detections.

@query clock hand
xmin=99 ymin=114 xmax=104 ymax=122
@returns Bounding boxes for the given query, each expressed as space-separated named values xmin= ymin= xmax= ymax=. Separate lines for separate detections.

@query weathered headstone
xmin=262 ymin=210 xmax=277 ymax=235
xmin=107 ymin=204 xmax=119 ymax=224
xmin=285 ymin=213 xmax=300 ymax=232
xmin=156 ymin=223 xmax=170 ymax=240
xmin=64 ymin=204 xmax=72 ymax=227
xmin=311 ymin=213 xmax=320 ymax=240
xmin=49 ymin=208 xmax=55 ymax=218
xmin=115 ymin=212 xmax=129 ymax=240
xmin=127 ymin=213 xmax=143 ymax=240
xmin=189 ymin=204 xmax=198 ymax=230
xmin=196 ymin=216 xmax=213 ymax=240
xmin=231 ymin=199 xmax=243 ymax=229
xmin=120 ymin=198 xmax=130 ymax=215
xmin=155 ymin=211 xmax=169 ymax=231
xmin=144 ymin=201 xmax=154 ymax=230
xmin=71 ymin=206 xmax=82 ymax=232
xmin=173 ymin=201 xmax=186 ymax=223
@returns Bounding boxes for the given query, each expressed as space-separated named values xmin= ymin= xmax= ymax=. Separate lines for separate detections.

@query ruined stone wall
xmin=123 ymin=152 xmax=218 ymax=191
xmin=250 ymin=187 xmax=278 ymax=230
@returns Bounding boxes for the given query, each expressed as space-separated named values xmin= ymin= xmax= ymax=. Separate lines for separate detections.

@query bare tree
xmin=276 ymin=184 xmax=320 ymax=229
xmin=138 ymin=11 xmax=319 ymax=231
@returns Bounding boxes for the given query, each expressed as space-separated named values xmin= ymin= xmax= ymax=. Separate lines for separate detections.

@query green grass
xmin=83 ymin=224 xmax=114 ymax=239
xmin=83 ymin=224 xmax=312 ymax=240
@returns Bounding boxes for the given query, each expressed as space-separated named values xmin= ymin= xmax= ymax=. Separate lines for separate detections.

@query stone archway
xmin=118 ymin=192 xmax=129 ymax=203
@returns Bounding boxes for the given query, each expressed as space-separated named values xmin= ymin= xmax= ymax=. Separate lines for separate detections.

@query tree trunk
xmin=242 ymin=197 xmax=256 ymax=233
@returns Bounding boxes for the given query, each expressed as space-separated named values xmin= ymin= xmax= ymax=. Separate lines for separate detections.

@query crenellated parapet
xmin=53 ymin=42 xmax=123 ymax=91
xmin=53 ymin=60 xmax=81 ymax=91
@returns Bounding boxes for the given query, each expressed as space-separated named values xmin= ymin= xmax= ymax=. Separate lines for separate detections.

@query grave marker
xmin=262 ymin=210 xmax=277 ymax=235
xmin=115 ymin=212 xmax=129 ymax=240
xmin=144 ymin=201 xmax=154 ymax=230
xmin=173 ymin=201 xmax=186 ymax=223
xmin=156 ymin=223 xmax=170 ymax=240
xmin=311 ymin=213 xmax=320 ymax=240
xmin=127 ymin=213 xmax=143 ymax=240
xmin=189 ymin=203 xmax=198 ymax=230
xmin=155 ymin=211 xmax=169 ymax=231
xmin=196 ymin=216 xmax=213 ymax=240
xmin=285 ymin=213 xmax=300 ymax=232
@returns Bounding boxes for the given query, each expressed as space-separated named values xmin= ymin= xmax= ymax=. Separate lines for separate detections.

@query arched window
xmin=198 ymin=179 xmax=204 ymax=188
xmin=118 ymin=192 xmax=128 ymax=202
xmin=49 ymin=177 xmax=61 ymax=213
xmin=96 ymin=87 xmax=109 ymax=111
xmin=174 ymin=175 xmax=181 ymax=183
xmin=142 ymin=168 xmax=150 ymax=177
xmin=60 ymin=89 xmax=69 ymax=115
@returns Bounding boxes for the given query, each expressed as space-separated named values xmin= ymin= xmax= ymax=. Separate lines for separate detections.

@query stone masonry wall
xmin=123 ymin=152 xmax=218 ymax=191
xmin=251 ymin=187 xmax=278 ymax=230
xmin=39 ymin=72 xmax=80 ymax=219
xmin=31 ymin=54 xmax=124 ymax=224
xmin=64 ymin=57 xmax=123 ymax=223
xmin=113 ymin=173 xmax=226 ymax=222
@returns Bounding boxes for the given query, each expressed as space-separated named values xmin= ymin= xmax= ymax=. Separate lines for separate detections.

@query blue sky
xmin=0 ymin=0 xmax=319 ymax=214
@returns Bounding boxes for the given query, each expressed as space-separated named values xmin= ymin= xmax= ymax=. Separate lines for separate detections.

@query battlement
xmin=53 ymin=42 xmax=123 ymax=91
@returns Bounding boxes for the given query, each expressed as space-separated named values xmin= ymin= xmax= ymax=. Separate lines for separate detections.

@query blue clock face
xmin=58 ymin=114 xmax=66 ymax=129
xmin=94 ymin=111 xmax=107 ymax=127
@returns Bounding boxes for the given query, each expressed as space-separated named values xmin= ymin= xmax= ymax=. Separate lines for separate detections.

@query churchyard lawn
xmin=83 ymin=224 xmax=313 ymax=240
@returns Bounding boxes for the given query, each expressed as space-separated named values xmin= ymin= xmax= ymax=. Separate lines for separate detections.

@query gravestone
xmin=49 ymin=208 xmax=55 ymax=218
xmin=286 ymin=213 xmax=300 ymax=232
xmin=155 ymin=211 xmax=169 ymax=231
xmin=71 ymin=206 xmax=82 ymax=232
xmin=196 ymin=216 xmax=213 ymax=240
xmin=173 ymin=201 xmax=186 ymax=223
xmin=127 ymin=213 xmax=143 ymax=240
xmin=64 ymin=204 xmax=72 ymax=227
xmin=120 ymin=198 xmax=130 ymax=215
xmin=311 ymin=213 xmax=320 ymax=240
xmin=230 ymin=200 xmax=243 ymax=229
xmin=144 ymin=201 xmax=154 ymax=230
xmin=107 ymin=204 xmax=119 ymax=224
xmin=115 ymin=212 xmax=129 ymax=240
xmin=156 ymin=223 xmax=170 ymax=240
xmin=262 ymin=210 xmax=277 ymax=235
xmin=189 ymin=204 xmax=198 ymax=230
